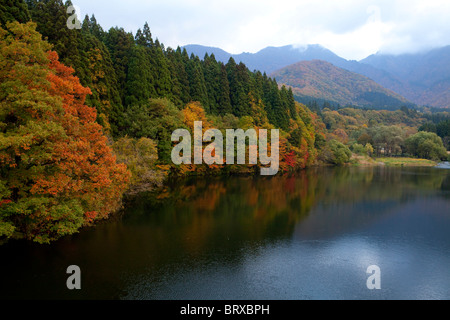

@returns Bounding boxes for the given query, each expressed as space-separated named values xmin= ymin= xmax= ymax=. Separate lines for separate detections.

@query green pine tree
xmin=103 ymin=26 xmax=135 ymax=105
xmin=153 ymin=39 xmax=173 ymax=99
xmin=125 ymin=45 xmax=157 ymax=106
xmin=1 ymin=0 xmax=30 ymax=27
xmin=187 ymin=54 xmax=209 ymax=109
xmin=217 ymin=63 xmax=232 ymax=115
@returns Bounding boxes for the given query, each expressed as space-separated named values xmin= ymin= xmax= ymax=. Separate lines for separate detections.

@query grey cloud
xmin=72 ymin=0 xmax=450 ymax=59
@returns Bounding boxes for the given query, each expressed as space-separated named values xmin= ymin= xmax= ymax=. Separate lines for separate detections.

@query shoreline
xmin=350 ymin=154 xmax=441 ymax=168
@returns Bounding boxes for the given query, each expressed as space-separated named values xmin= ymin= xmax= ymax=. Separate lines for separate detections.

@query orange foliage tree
xmin=0 ymin=22 xmax=130 ymax=243
xmin=177 ymin=101 xmax=224 ymax=175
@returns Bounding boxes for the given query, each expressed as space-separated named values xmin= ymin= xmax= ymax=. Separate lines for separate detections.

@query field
xmin=376 ymin=157 xmax=438 ymax=167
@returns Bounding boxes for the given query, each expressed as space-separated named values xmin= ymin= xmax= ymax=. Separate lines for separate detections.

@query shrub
xmin=405 ymin=132 xmax=448 ymax=161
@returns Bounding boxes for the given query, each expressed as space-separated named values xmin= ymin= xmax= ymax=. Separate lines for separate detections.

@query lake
xmin=1 ymin=165 xmax=449 ymax=300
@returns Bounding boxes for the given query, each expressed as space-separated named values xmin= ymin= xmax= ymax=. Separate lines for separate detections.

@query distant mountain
xmin=184 ymin=44 xmax=409 ymax=108
xmin=184 ymin=44 xmax=347 ymax=74
xmin=184 ymin=44 xmax=450 ymax=109
xmin=183 ymin=45 xmax=233 ymax=65
xmin=360 ymin=46 xmax=450 ymax=109
xmin=271 ymin=60 xmax=412 ymax=109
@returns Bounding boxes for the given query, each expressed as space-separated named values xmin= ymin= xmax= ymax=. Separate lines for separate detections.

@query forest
xmin=0 ymin=0 xmax=449 ymax=243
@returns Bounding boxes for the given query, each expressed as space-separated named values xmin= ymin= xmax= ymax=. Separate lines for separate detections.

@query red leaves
xmin=0 ymin=22 xmax=131 ymax=243
xmin=0 ymin=200 xmax=12 ymax=207
xmin=84 ymin=211 xmax=99 ymax=223
xmin=26 ymin=51 xmax=131 ymax=224
xmin=284 ymin=151 xmax=297 ymax=168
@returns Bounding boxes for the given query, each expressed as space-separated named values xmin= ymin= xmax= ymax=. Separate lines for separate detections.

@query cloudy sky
xmin=71 ymin=0 xmax=450 ymax=60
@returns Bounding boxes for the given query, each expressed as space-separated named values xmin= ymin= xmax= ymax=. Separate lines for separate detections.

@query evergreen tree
xmin=142 ymin=22 xmax=153 ymax=47
xmin=217 ymin=63 xmax=232 ymax=115
xmin=203 ymin=53 xmax=222 ymax=115
xmin=0 ymin=0 xmax=30 ymax=27
xmin=166 ymin=47 xmax=190 ymax=107
xmin=226 ymin=58 xmax=252 ymax=117
xmin=286 ymin=87 xmax=297 ymax=119
xmin=252 ymin=71 xmax=265 ymax=103
xmin=187 ymin=54 xmax=208 ymax=109
xmin=81 ymin=14 xmax=105 ymax=41
xmin=103 ymin=26 xmax=135 ymax=105
xmin=265 ymin=79 xmax=289 ymax=130
xmin=153 ymin=39 xmax=173 ymax=99
xmin=27 ymin=0 xmax=80 ymax=69
xmin=235 ymin=62 xmax=251 ymax=116
xmin=125 ymin=45 xmax=157 ymax=106
xmin=179 ymin=48 xmax=192 ymax=103
xmin=135 ymin=22 xmax=153 ymax=48
xmin=78 ymin=32 xmax=124 ymax=135
xmin=88 ymin=14 xmax=104 ymax=40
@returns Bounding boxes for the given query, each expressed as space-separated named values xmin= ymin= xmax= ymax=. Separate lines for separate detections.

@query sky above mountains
xmin=72 ymin=0 xmax=450 ymax=61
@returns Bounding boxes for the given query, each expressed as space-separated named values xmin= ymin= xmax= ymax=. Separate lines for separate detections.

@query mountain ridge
xmin=360 ymin=46 xmax=450 ymax=108
xmin=271 ymin=59 xmax=412 ymax=109
xmin=183 ymin=44 xmax=450 ymax=109
xmin=184 ymin=43 xmax=346 ymax=74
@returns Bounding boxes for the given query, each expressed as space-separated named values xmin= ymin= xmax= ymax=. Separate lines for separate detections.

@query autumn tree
xmin=365 ymin=143 xmax=374 ymax=157
xmin=113 ymin=137 xmax=167 ymax=195
xmin=123 ymin=98 xmax=184 ymax=163
xmin=0 ymin=22 xmax=130 ymax=243
xmin=368 ymin=126 xmax=406 ymax=157
xmin=326 ymin=140 xmax=352 ymax=165
xmin=27 ymin=1 xmax=123 ymax=136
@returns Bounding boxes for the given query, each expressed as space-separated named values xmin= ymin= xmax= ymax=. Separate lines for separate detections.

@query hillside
xmin=183 ymin=44 xmax=233 ymax=64
xmin=184 ymin=44 xmax=348 ymax=74
xmin=361 ymin=46 xmax=450 ymax=109
xmin=1 ymin=1 xmax=325 ymax=243
xmin=271 ymin=60 xmax=412 ymax=109
xmin=185 ymin=44 xmax=450 ymax=109
xmin=184 ymin=44 xmax=402 ymax=90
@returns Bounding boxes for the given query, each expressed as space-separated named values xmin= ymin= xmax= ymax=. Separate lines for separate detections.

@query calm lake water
xmin=1 ymin=166 xmax=449 ymax=300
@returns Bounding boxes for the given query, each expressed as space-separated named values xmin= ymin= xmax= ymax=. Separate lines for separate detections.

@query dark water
xmin=1 ymin=166 xmax=450 ymax=300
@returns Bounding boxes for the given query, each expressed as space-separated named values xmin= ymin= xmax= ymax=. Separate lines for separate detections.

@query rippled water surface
xmin=1 ymin=166 xmax=449 ymax=300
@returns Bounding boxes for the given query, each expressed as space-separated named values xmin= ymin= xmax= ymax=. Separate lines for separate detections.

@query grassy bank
xmin=375 ymin=157 xmax=437 ymax=167
xmin=350 ymin=154 xmax=438 ymax=167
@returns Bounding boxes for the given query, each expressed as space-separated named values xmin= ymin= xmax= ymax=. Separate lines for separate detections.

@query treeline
xmin=321 ymin=106 xmax=426 ymax=133
xmin=7 ymin=1 xmax=327 ymax=169
xmin=0 ymin=21 xmax=131 ymax=243
xmin=320 ymin=108 xmax=448 ymax=161
xmin=352 ymin=126 xmax=448 ymax=161
xmin=419 ymin=119 xmax=450 ymax=150
xmin=1 ymin=0 xmax=448 ymax=244
xmin=19 ymin=0 xmax=298 ymax=136
xmin=1 ymin=0 xmax=326 ymax=243
xmin=21 ymin=0 xmax=318 ymax=167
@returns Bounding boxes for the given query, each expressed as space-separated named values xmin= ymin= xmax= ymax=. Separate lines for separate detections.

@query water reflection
xmin=436 ymin=162 xmax=450 ymax=169
xmin=0 ymin=166 xmax=449 ymax=300
xmin=126 ymin=166 xmax=448 ymax=242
